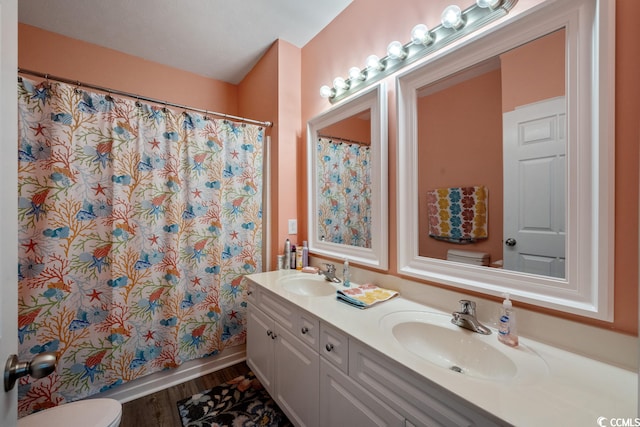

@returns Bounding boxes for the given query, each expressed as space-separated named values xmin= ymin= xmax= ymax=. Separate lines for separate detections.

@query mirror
xmin=417 ymin=29 xmax=566 ymax=279
xmin=397 ymin=0 xmax=614 ymax=320
xmin=308 ymin=83 xmax=388 ymax=269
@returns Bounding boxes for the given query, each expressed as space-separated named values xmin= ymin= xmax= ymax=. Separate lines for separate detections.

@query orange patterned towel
xmin=426 ymin=185 xmax=488 ymax=244
xmin=336 ymin=284 xmax=398 ymax=309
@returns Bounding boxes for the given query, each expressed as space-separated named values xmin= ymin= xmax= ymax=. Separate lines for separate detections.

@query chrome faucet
xmin=318 ymin=263 xmax=341 ymax=283
xmin=451 ymin=300 xmax=491 ymax=335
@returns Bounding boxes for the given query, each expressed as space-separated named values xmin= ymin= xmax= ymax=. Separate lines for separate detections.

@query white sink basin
xmin=278 ymin=275 xmax=336 ymax=297
xmin=379 ymin=311 xmax=548 ymax=383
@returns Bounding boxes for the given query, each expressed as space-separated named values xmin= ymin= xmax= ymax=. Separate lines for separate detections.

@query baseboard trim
xmin=92 ymin=345 xmax=246 ymax=404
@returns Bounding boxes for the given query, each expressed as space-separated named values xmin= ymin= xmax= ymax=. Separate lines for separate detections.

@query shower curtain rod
xmin=317 ymin=134 xmax=370 ymax=146
xmin=18 ymin=68 xmax=273 ymax=128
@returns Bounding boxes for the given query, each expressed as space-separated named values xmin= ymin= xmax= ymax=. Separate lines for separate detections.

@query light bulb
xmin=411 ymin=24 xmax=433 ymax=45
xmin=348 ymin=67 xmax=366 ymax=81
xmin=441 ymin=5 xmax=464 ymax=30
xmin=320 ymin=85 xmax=335 ymax=98
xmin=476 ymin=0 xmax=500 ymax=8
xmin=387 ymin=41 xmax=408 ymax=60
xmin=365 ymin=54 xmax=385 ymax=71
xmin=333 ymin=77 xmax=349 ymax=91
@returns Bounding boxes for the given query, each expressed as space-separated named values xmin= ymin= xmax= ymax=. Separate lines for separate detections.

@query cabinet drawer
xmin=320 ymin=323 xmax=349 ymax=374
xmin=245 ymin=279 xmax=258 ymax=305
xmin=349 ymin=340 xmax=502 ymax=427
xmin=260 ymin=290 xmax=296 ymax=332
xmin=297 ymin=311 xmax=320 ymax=351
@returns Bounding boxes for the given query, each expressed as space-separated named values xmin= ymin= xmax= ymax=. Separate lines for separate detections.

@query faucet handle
xmin=323 ymin=263 xmax=336 ymax=273
xmin=459 ymin=300 xmax=476 ymax=315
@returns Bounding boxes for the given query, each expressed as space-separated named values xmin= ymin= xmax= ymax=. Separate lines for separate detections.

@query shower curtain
xmin=16 ymin=78 xmax=264 ymax=416
xmin=316 ymin=137 xmax=371 ymax=247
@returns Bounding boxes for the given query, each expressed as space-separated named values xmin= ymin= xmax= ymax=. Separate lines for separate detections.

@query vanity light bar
xmin=321 ymin=0 xmax=518 ymax=104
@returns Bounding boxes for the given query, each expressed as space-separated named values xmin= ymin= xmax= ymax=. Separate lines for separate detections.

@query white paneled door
xmin=503 ymin=97 xmax=566 ymax=278
xmin=0 ymin=0 xmax=18 ymax=425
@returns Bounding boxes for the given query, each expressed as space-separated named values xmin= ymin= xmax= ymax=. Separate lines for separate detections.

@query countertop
xmin=244 ymin=270 xmax=637 ymax=426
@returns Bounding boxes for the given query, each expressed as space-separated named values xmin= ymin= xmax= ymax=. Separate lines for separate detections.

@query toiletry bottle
xmin=283 ymin=239 xmax=291 ymax=269
xmin=296 ymin=244 xmax=303 ymax=270
xmin=498 ymin=293 xmax=518 ymax=347
xmin=290 ymin=245 xmax=296 ymax=269
xmin=301 ymin=241 xmax=309 ymax=268
xmin=342 ymin=258 xmax=351 ymax=287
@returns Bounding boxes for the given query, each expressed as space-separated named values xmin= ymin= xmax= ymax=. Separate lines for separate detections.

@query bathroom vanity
xmin=245 ymin=270 xmax=635 ymax=427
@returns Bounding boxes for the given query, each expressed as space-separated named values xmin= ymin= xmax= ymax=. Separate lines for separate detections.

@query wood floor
xmin=119 ymin=361 xmax=251 ymax=427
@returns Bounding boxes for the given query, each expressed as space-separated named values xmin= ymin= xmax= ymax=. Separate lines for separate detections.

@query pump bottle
xmin=498 ymin=293 xmax=518 ymax=347
xmin=342 ymin=258 xmax=351 ymax=287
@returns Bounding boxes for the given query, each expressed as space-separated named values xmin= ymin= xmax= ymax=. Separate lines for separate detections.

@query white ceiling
xmin=18 ymin=0 xmax=352 ymax=84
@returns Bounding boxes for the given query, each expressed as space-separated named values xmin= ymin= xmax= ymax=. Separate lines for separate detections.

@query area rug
xmin=177 ymin=371 xmax=293 ymax=427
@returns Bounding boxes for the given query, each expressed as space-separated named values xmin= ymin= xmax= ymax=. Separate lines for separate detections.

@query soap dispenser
xmin=498 ymin=293 xmax=518 ymax=347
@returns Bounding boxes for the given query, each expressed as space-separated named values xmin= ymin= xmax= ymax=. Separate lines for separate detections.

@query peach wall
xmin=277 ymin=41 xmax=302 ymax=261
xmin=319 ymin=115 xmax=371 ymax=144
xmin=18 ymin=24 xmax=237 ymax=113
xmin=613 ymin=0 xmax=640 ymax=334
xmin=500 ymin=29 xmax=565 ymax=112
xmin=238 ymin=41 xmax=280 ymax=268
xmin=417 ymin=69 xmax=503 ymax=263
xmin=239 ymin=40 xmax=301 ymax=268
xmin=301 ymin=0 xmax=640 ymax=335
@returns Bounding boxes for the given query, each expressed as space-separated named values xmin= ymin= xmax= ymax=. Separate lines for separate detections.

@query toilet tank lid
xmin=19 ymin=398 xmax=122 ymax=427
xmin=447 ymin=249 xmax=490 ymax=260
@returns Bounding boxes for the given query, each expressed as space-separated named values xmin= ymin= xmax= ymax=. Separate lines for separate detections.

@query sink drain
xmin=449 ymin=365 xmax=464 ymax=374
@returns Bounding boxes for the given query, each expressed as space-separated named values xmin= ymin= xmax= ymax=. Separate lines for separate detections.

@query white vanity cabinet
xmin=246 ymin=278 xmax=504 ymax=427
xmin=246 ymin=283 xmax=320 ymax=427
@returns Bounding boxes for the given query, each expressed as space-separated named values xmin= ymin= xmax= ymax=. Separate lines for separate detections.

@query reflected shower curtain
xmin=16 ymin=78 xmax=264 ymax=416
xmin=316 ymin=137 xmax=371 ymax=247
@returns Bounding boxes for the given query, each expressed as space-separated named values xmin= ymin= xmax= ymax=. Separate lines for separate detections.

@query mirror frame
xmin=307 ymin=82 xmax=388 ymax=270
xmin=396 ymin=0 xmax=614 ymax=320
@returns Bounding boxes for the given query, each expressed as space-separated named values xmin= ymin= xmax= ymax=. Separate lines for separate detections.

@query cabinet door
xmin=320 ymin=358 xmax=404 ymax=427
xmin=247 ymin=306 xmax=275 ymax=392
xmin=274 ymin=327 xmax=320 ymax=427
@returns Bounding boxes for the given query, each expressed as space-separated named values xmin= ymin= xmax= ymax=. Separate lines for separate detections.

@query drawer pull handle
xmin=271 ymin=333 xmax=278 ymax=340
xmin=301 ymin=327 xmax=309 ymax=334
xmin=247 ymin=290 xmax=253 ymax=295
xmin=266 ymin=330 xmax=273 ymax=337
xmin=325 ymin=343 xmax=334 ymax=352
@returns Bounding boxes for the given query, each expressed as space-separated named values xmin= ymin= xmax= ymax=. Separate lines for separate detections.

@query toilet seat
xmin=18 ymin=398 xmax=122 ymax=427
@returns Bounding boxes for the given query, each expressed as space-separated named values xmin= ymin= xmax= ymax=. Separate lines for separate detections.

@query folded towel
xmin=426 ymin=186 xmax=488 ymax=244
xmin=336 ymin=284 xmax=398 ymax=309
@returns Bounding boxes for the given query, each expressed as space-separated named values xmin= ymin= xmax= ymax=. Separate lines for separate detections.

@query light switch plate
xmin=288 ymin=219 xmax=297 ymax=234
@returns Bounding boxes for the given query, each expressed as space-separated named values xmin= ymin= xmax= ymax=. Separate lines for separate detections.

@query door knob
xmin=4 ymin=352 xmax=57 ymax=392
xmin=505 ymin=238 xmax=517 ymax=247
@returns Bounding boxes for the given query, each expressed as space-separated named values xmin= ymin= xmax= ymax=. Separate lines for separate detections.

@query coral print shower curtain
xmin=16 ymin=78 xmax=264 ymax=416
xmin=316 ymin=137 xmax=371 ymax=247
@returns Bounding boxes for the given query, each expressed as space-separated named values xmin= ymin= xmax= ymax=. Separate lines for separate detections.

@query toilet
xmin=446 ymin=249 xmax=490 ymax=266
xmin=18 ymin=398 xmax=122 ymax=427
